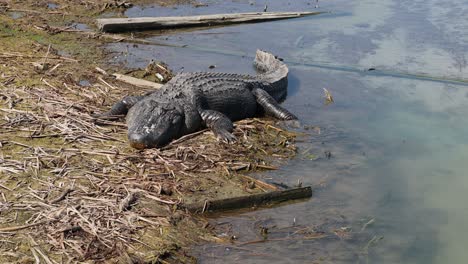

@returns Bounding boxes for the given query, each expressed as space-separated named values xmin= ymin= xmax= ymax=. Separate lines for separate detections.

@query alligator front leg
xmin=252 ymin=88 xmax=297 ymax=120
xmin=96 ymin=95 xmax=145 ymax=119
xmin=200 ymin=110 xmax=236 ymax=143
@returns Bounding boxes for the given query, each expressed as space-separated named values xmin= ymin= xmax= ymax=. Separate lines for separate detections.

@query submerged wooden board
xmin=185 ymin=186 xmax=312 ymax=214
xmin=97 ymin=11 xmax=323 ymax=33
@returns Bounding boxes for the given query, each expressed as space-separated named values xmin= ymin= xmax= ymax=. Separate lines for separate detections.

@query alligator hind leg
xmin=252 ymin=88 xmax=297 ymax=120
xmin=95 ymin=95 xmax=144 ymax=119
xmin=200 ymin=110 xmax=236 ymax=143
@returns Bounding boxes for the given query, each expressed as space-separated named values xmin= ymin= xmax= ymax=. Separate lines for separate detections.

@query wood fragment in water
xmin=97 ymin=11 xmax=324 ymax=33
xmin=323 ymin=87 xmax=334 ymax=105
xmin=184 ymin=186 xmax=312 ymax=214
xmin=238 ymin=174 xmax=279 ymax=191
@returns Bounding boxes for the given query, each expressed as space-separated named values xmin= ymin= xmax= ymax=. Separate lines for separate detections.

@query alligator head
xmin=126 ymin=99 xmax=184 ymax=149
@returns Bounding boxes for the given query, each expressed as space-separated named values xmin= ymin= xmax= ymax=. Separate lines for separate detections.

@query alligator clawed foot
xmin=216 ymin=131 xmax=237 ymax=144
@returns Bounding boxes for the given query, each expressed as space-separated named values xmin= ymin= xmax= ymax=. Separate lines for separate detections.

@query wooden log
xmin=97 ymin=11 xmax=323 ymax=33
xmin=112 ymin=73 xmax=162 ymax=89
xmin=184 ymin=186 xmax=312 ymax=214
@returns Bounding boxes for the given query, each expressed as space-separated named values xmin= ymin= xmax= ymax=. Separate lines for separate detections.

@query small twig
xmin=30 ymin=247 xmax=41 ymax=264
xmin=98 ymin=77 xmax=117 ymax=90
xmin=43 ymin=44 xmax=51 ymax=65
xmin=95 ymin=67 xmax=109 ymax=76
xmin=144 ymin=193 xmax=177 ymax=205
xmin=0 ymin=52 xmax=77 ymax=61
xmin=0 ymin=183 xmax=12 ymax=191
xmin=238 ymin=175 xmax=279 ymax=191
xmin=0 ymin=220 xmax=52 ymax=232
xmin=47 ymin=63 xmax=61 ymax=74
xmin=49 ymin=187 xmax=74 ymax=204
xmin=161 ymin=129 xmax=208 ymax=150
xmin=29 ymin=235 xmax=56 ymax=264
xmin=42 ymin=79 xmax=59 ymax=91
xmin=361 ymin=218 xmax=375 ymax=232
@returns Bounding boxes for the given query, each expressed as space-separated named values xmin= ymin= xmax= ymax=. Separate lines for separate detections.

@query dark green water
xmin=108 ymin=0 xmax=468 ymax=262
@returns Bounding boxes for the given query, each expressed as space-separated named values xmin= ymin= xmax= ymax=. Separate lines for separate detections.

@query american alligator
xmin=99 ymin=50 xmax=297 ymax=149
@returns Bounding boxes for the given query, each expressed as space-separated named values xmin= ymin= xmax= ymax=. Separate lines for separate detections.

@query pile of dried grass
xmin=0 ymin=56 xmax=297 ymax=262
xmin=0 ymin=6 xmax=298 ymax=260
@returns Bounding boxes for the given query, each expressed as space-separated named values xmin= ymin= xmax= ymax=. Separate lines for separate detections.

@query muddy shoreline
xmin=0 ymin=1 xmax=299 ymax=263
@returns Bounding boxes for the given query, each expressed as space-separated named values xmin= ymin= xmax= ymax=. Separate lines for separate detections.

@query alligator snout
xmin=128 ymin=133 xmax=148 ymax=149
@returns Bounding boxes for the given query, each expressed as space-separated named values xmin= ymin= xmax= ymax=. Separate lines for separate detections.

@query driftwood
xmin=97 ymin=11 xmax=323 ymax=33
xmin=185 ymin=186 xmax=312 ymax=214
xmin=112 ymin=73 xmax=162 ymax=89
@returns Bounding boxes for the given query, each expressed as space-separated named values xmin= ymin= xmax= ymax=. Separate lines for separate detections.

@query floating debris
xmin=323 ymin=87 xmax=334 ymax=105
xmin=193 ymin=2 xmax=208 ymax=8
xmin=97 ymin=11 xmax=323 ymax=33
xmin=101 ymin=0 xmax=133 ymax=11
xmin=143 ymin=59 xmax=173 ymax=83
xmin=155 ymin=72 xmax=164 ymax=82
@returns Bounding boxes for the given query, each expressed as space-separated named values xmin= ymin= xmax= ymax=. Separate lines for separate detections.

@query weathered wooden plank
xmin=184 ymin=186 xmax=312 ymax=214
xmin=112 ymin=73 xmax=162 ymax=89
xmin=97 ymin=11 xmax=323 ymax=33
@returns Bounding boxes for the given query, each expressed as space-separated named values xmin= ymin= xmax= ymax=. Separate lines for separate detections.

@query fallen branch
xmin=97 ymin=11 xmax=323 ymax=33
xmin=238 ymin=174 xmax=279 ymax=191
xmin=48 ymin=187 xmax=74 ymax=204
xmin=0 ymin=52 xmax=77 ymax=62
xmin=76 ymin=31 xmax=183 ymax=47
xmin=184 ymin=186 xmax=312 ymax=214
xmin=112 ymin=73 xmax=162 ymax=89
xmin=160 ymin=129 xmax=209 ymax=150
xmin=0 ymin=220 xmax=54 ymax=232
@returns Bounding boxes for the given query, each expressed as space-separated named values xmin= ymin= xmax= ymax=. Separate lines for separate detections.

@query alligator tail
xmin=254 ymin=50 xmax=289 ymax=100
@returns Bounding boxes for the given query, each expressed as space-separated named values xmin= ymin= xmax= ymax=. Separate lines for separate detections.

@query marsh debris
xmin=97 ymin=11 xmax=323 ymax=33
xmin=0 ymin=48 xmax=298 ymax=262
xmin=102 ymin=0 xmax=134 ymax=12
xmin=0 ymin=2 xmax=300 ymax=262
xmin=143 ymin=59 xmax=173 ymax=83
xmin=323 ymin=87 xmax=334 ymax=105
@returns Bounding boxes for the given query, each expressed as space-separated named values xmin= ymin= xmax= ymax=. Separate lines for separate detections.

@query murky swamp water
xmin=108 ymin=0 xmax=468 ymax=263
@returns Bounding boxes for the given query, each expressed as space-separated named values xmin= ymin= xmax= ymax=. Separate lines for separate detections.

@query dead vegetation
xmin=0 ymin=1 xmax=299 ymax=262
